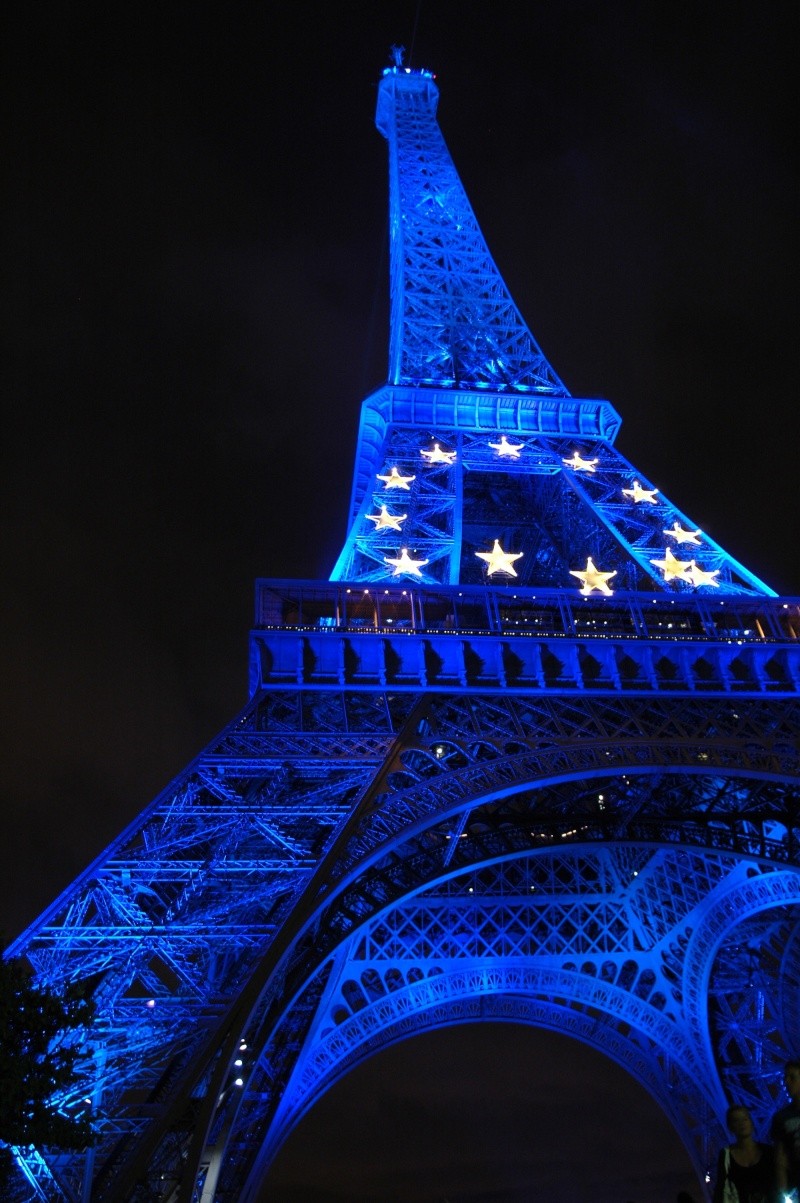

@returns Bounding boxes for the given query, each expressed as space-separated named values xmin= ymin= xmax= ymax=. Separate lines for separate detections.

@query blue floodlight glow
xmin=3 ymin=56 xmax=798 ymax=1203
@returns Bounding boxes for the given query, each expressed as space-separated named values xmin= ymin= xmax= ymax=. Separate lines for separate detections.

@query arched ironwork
xmin=4 ymin=63 xmax=799 ymax=1203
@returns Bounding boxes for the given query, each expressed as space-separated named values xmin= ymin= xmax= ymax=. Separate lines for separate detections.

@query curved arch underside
xmin=16 ymin=691 xmax=797 ymax=1203
xmin=215 ymin=743 xmax=800 ymax=1200
xmin=264 ymin=1020 xmax=706 ymax=1202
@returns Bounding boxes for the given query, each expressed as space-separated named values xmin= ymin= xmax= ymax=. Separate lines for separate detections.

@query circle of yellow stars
xmin=366 ymin=441 xmax=724 ymax=592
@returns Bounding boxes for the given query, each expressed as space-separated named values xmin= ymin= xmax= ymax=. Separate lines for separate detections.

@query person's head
xmin=726 ymin=1105 xmax=754 ymax=1139
xmin=784 ymin=1059 xmax=800 ymax=1102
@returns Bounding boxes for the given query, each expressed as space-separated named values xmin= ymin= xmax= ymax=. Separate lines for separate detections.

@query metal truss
xmin=5 ymin=65 xmax=800 ymax=1203
xmin=376 ymin=68 xmax=567 ymax=394
xmin=5 ymin=691 xmax=418 ymax=1202
xmin=332 ymin=422 xmax=776 ymax=592
xmin=249 ymin=854 xmax=800 ymax=1180
xmin=206 ymin=691 xmax=800 ymax=1200
xmin=333 ymin=68 xmax=773 ymax=596
xmin=8 ymin=688 xmax=798 ymax=1201
xmin=252 ymin=581 xmax=800 ymax=697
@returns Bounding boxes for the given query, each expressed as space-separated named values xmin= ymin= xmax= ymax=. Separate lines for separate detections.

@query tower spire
xmin=331 ymin=66 xmax=772 ymax=596
xmin=376 ymin=64 xmax=568 ymax=394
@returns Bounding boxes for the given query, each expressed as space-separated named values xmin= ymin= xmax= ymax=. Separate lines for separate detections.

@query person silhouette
xmin=772 ymin=1059 xmax=800 ymax=1199
xmin=712 ymin=1104 xmax=774 ymax=1203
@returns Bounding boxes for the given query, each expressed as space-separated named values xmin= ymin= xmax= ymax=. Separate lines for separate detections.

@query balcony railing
xmin=254 ymin=579 xmax=800 ymax=644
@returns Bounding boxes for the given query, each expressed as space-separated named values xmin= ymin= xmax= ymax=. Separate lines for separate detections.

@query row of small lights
xmin=336 ymin=588 xmax=773 ymax=641
xmin=272 ymin=586 xmax=794 ymax=612
xmin=232 ymin=1039 xmax=248 ymax=1088
xmin=144 ymin=1001 xmax=249 ymax=1091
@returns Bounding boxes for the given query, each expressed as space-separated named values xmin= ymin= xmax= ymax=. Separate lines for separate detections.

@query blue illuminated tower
xmin=5 ymin=64 xmax=800 ymax=1203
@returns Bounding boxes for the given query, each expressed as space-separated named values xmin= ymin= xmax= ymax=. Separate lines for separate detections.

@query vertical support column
xmin=449 ymin=433 xmax=464 ymax=584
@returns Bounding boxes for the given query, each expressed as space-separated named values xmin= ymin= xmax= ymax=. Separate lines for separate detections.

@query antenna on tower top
xmin=389 ymin=44 xmax=405 ymax=68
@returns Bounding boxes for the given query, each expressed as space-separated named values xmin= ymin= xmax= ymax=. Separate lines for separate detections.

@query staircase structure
xmin=6 ymin=62 xmax=800 ymax=1203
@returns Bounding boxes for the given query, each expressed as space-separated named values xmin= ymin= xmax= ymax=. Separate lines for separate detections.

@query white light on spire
xmin=475 ymin=540 xmax=523 ymax=577
xmin=377 ymin=467 xmax=416 ymax=490
xmin=420 ymin=442 xmax=457 ymax=464
xmin=650 ymin=547 xmax=694 ymax=582
xmin=384 ymin=548 xmax=429 ymax=577
xmin=488 ymin=435 xmax=524 ymax=458
xmin=366 ymin=505 xmax=407 ymax=531
xmin=569 ymin=557 xmax=616 ymax=595
xmin=664 ymin=521 xmax=702 ymax=545
xmin=622 ymin=480 xmax=659 ymax=504
xmin=562 ymin=451 xmax=599 ymax=473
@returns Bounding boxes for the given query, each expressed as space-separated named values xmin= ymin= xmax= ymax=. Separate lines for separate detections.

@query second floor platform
xmin=251 ymin=579 xmax=800 ymax=699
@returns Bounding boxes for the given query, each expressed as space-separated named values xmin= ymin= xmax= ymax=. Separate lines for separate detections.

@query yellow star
xmin=488 ymin=435 xmax=524 ymax=458
xmin=420 ymin=442 xmax=457 ymax=465
xmin=377 ymin=466 xmax=416 ymax=490
xmin=384 ymin=548 xmax=429 ymax=577
xmin=563 ymin=450 xmax=599 ymax=473
xmin=650 ymin=547 xmax=694 ymax=582
xmin=475 ymin=539 xmax=524 ymax=577
xmin=622 ymin=480 xmax=659 ymax=504
xmin=687 ymin=562 xmax=720 ymax=588
xmin=569 ymin=557 xmax=617 ymax=595
xmin=366 ymin=506 xmax=407 ymax=531
xmin=664 ymin=521 xmax=702 ymax=545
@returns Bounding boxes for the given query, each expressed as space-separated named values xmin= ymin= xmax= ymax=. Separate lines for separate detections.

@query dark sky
xmin=2 ymin=2 xmax=797 ymax=1197
xmin=266 ymin=1025 xmax=704 ymax=1202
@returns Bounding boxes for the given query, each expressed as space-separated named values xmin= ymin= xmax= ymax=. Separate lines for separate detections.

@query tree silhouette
xmin=0 ymin=951 xmax=95 ymax=1191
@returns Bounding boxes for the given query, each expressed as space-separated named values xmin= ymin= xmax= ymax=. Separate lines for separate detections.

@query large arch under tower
xmin=5 ymin=61 xmax=799 ymax=1203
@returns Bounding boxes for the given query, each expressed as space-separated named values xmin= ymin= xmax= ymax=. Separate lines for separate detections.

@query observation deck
xmin=251 ymin=581 xmax=800 ymax=697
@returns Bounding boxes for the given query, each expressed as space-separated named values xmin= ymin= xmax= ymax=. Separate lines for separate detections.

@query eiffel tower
xmin=6 ymin=60 xmax=800 ymax=1203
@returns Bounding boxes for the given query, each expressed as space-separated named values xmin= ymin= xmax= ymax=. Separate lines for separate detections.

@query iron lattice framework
xmin=6 ymin=64 xmax=800 ymax=1203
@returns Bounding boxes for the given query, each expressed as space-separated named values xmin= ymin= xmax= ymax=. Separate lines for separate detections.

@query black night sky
xmin=3 ymin=3 xmax=798 ymax=1200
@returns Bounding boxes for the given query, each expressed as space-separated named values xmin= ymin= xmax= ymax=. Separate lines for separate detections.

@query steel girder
xmin=242 ymin=855 xmax=800 ymax=1195
xmin=333 ymin=67 xmax=772 ymax=596
xmin=5 ymin=691 xmax=419 ymax=1202
xmin=332 ymin=422 xmax=775 ymax=592
xmin=191 ymin=689 xmax=800 ymax=1200
xmin=376 ymin=69 xmax=567 ymax=394
xmin=6 ymin=687 xmax=799 ymax=1200
xmin=5 ymin=63 xmax=799 ymax=1203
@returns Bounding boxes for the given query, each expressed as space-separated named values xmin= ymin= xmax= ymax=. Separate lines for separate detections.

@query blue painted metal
xmin=4 ymin=63 xmax=799 ymax=1203
xmin=376 ymin=67 xmax=568 ymax=395
xmin=332 ymin=69 xmax=773 ymax=596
